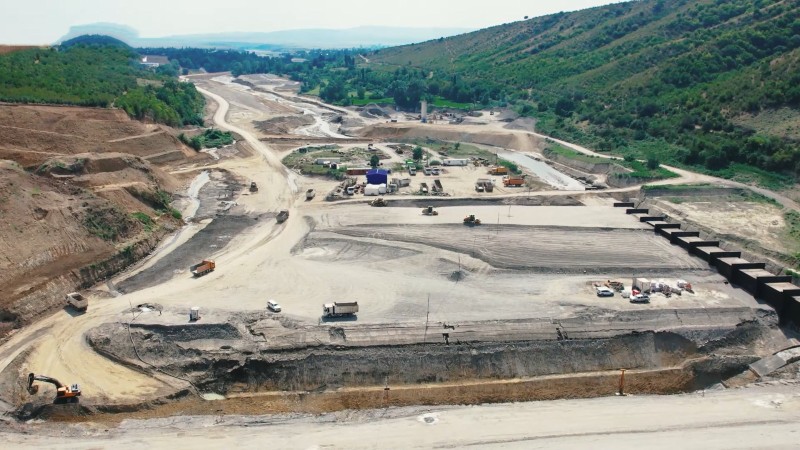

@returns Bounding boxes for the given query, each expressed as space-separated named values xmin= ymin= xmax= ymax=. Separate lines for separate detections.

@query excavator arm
xmin=28 ymin=373 xmax=65 ymax=391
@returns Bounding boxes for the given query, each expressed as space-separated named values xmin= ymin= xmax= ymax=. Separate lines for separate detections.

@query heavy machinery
xmin=490 ymin=166 xmax=509 ymax=175
xmin=421 ymin=206 xmax=438 ymax=216
xmin=370 ymin=197 xmax=387 ymax=207
xmin=65 ymin=292 xmax=88 ymax=312
xmin=27 ymin=373 xmax=81 ymax=404
xmin=276 ymin=209 xmax=290 ymax=223
xmin=323 ymin=301 xmax=359 ymax=318
xmin=306 ymin=189 xmax=316 ymax=200
xmin=503 ymin=176 xmax=525 ymax=187
xmin=190 ymin=259 xmax=215 ymax=277
xmin=249 ymin=181 xmax=258 ymax=192
xmin=463 ymin=215 xmax=482 ymax=226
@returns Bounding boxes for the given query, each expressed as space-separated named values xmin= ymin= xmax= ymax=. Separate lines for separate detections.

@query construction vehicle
xmin=249 ymin=181 xmax=258 ymax=192
xmin=422 ymin=206 xmax=439 ymax=216
xmin=276 ymin=209 xmax=290 ymax=223
xmin=420 ymin=182 xmax=429 ymax=194
xmin=476 ymin=178 xmax=494 ymax=192
xmin=190 ymin=259 xmax=215 ymax=277
xmin=65 ymin=292 xmax=88 ymax=312
xmin=323 ymin=301 xmax=359 ymax=318
xmin=490 ymin=166 xmax=509 ymax=176
xmin=306 ymin=189 xmax=316 ymax=200
xmin=370 ymin=197 xmax=387 ymax=207
xmin=463 ymin=215 xmax=482 ymax=226
xmin=27 ymin=373 xmax=81 ymax=404
xmin=433 ymin=179 xmax=443 ymax=193
xmin=503 ymin=176 xmax=525 ymax=187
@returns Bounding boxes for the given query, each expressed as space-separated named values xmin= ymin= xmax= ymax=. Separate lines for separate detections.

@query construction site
xmin=1 ymin=73 xmax=800 ymax=445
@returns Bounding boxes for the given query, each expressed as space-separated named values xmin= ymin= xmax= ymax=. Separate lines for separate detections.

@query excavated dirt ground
xmin=3 ymin=74 xmax=799 ymax=431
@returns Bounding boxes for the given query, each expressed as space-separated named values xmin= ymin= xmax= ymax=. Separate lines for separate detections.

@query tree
xmin=454 ymin=142 xmax=461 ymax=151
xmin=412 ymin=146 xmax=424 ymax=161
xmin=646 ymin=156 xmax=660 ymax=170
xmin=369 ymin=154 xmax=380 ymax=168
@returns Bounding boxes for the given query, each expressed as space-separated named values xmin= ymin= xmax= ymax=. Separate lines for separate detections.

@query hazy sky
xmin=1 ymin=0 xmax=618 ymax=44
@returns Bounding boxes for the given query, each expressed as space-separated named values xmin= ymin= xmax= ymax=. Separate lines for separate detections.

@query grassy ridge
xmin=0 ymin=44 xmax=204 ymax=126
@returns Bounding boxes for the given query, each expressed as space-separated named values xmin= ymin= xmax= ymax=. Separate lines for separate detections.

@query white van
xmin=267 ymin=300 xmax=282 ymax=312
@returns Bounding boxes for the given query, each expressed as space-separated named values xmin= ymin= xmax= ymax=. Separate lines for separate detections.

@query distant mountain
xmin=56 ymin=24 xmax=473 ymax=50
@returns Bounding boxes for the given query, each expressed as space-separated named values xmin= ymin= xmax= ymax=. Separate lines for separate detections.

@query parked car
xmin=596 ymin=287 xmax=614 ymax=297
xmin=629 ymin=294 xmax=650 ymax=304
xmin=423 ymin=167 xmax=432 ymax=175
xmin=431 ymin=167 xmax=440 ymax=175
xmin=408 ymin=167 xmax=417 ymax=176
xmin=267 ymin=300 xmax=282 ymax=312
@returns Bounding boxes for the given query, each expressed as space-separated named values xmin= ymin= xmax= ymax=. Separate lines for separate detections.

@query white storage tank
xmin=364 ymin=184 xmax=381 ymax=196
xmin=378 ymin=183 xmax=387 ymax=194
xmin=189 ymin=306 xmax=200 ymax=321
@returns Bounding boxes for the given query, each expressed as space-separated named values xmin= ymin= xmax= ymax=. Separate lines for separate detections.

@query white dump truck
xmin=322 ymin=301 xmax=359 ymax=318
xmin=65 ymin=292 xmax=88 ymax=312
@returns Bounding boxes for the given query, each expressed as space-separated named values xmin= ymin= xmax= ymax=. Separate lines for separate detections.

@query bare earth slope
xmin=0 ymin=104 xmax=206 ymax=331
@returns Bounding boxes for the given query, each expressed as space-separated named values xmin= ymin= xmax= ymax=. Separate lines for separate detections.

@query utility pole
xmin=423 ymin=294 xmax=430 ymax=343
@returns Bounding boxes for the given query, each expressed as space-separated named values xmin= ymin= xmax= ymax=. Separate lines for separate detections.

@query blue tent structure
xmin=366 ymin=169 xmax=389 ymax=185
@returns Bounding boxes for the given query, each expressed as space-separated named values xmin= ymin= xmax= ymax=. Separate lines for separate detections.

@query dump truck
xmin=65 ymin=292 xmax=88 ymax=312
xmin=475 ymin=178 xmax=494 ymax=192
xmin=422 ymin=206 xmax=438 ymax=216
xmin=27 ymin=373 xmax=81 ymax=404
xmin=190 ymin=259 xmax=215 ymax=277
xmin=276 ymin=209 xmax=290 ymax=223
xmin=463 ymin=215 xmax=482 ymax=226
xmin=323 ymin=301 xmax=359 ymax=318
xmin=420 ymin=182 xmax=429 ymax=194
xmin=433 ymin=179 xmax=443 ymax=193
xmin=306 ymin=189 xmax=316 ymax=200
xmin=490 ymin=166 xmax=509 ymax=175
xmin=249 ymin=182 xmax=258 ymax=192
xmin=503 ymin=176 xmax=525 ymax=187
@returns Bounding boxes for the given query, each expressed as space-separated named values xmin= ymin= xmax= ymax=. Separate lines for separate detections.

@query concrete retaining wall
xmin=619 ymin=203 xmax=800 ymax=328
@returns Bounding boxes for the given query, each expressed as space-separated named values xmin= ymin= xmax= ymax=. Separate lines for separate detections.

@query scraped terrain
xmin=0 ymin=72 xmax=795 ymax=442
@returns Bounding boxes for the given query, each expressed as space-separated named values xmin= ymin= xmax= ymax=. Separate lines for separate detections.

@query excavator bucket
xmin=26 ymin=373 xmax=38 ymax=394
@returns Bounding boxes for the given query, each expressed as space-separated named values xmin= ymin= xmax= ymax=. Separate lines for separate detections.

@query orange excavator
xmin=27 ymin=373 xmax=82 ymax=404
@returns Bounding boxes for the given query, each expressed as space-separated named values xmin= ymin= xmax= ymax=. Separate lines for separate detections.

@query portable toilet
xmin=189 ymin=307 xmax=200 ymax=321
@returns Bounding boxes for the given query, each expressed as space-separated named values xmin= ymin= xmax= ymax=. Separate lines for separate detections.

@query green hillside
xmin=366 ymin=0 xmax=800 ymax=184
xmin=0 ymin=41 xmax=203 ymax=127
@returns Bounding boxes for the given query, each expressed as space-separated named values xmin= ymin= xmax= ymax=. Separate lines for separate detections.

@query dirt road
xmin=0 ymin=72 xmax=779 ymax=421
xmin=4 ymin=384 xmax=798 ymax=448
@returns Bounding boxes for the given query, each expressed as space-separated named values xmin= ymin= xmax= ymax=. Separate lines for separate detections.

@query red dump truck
xmin=190 ymin=259 xmax=215 ymax=277
xmin=323 ymin=301 xmax=359 ymax=318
